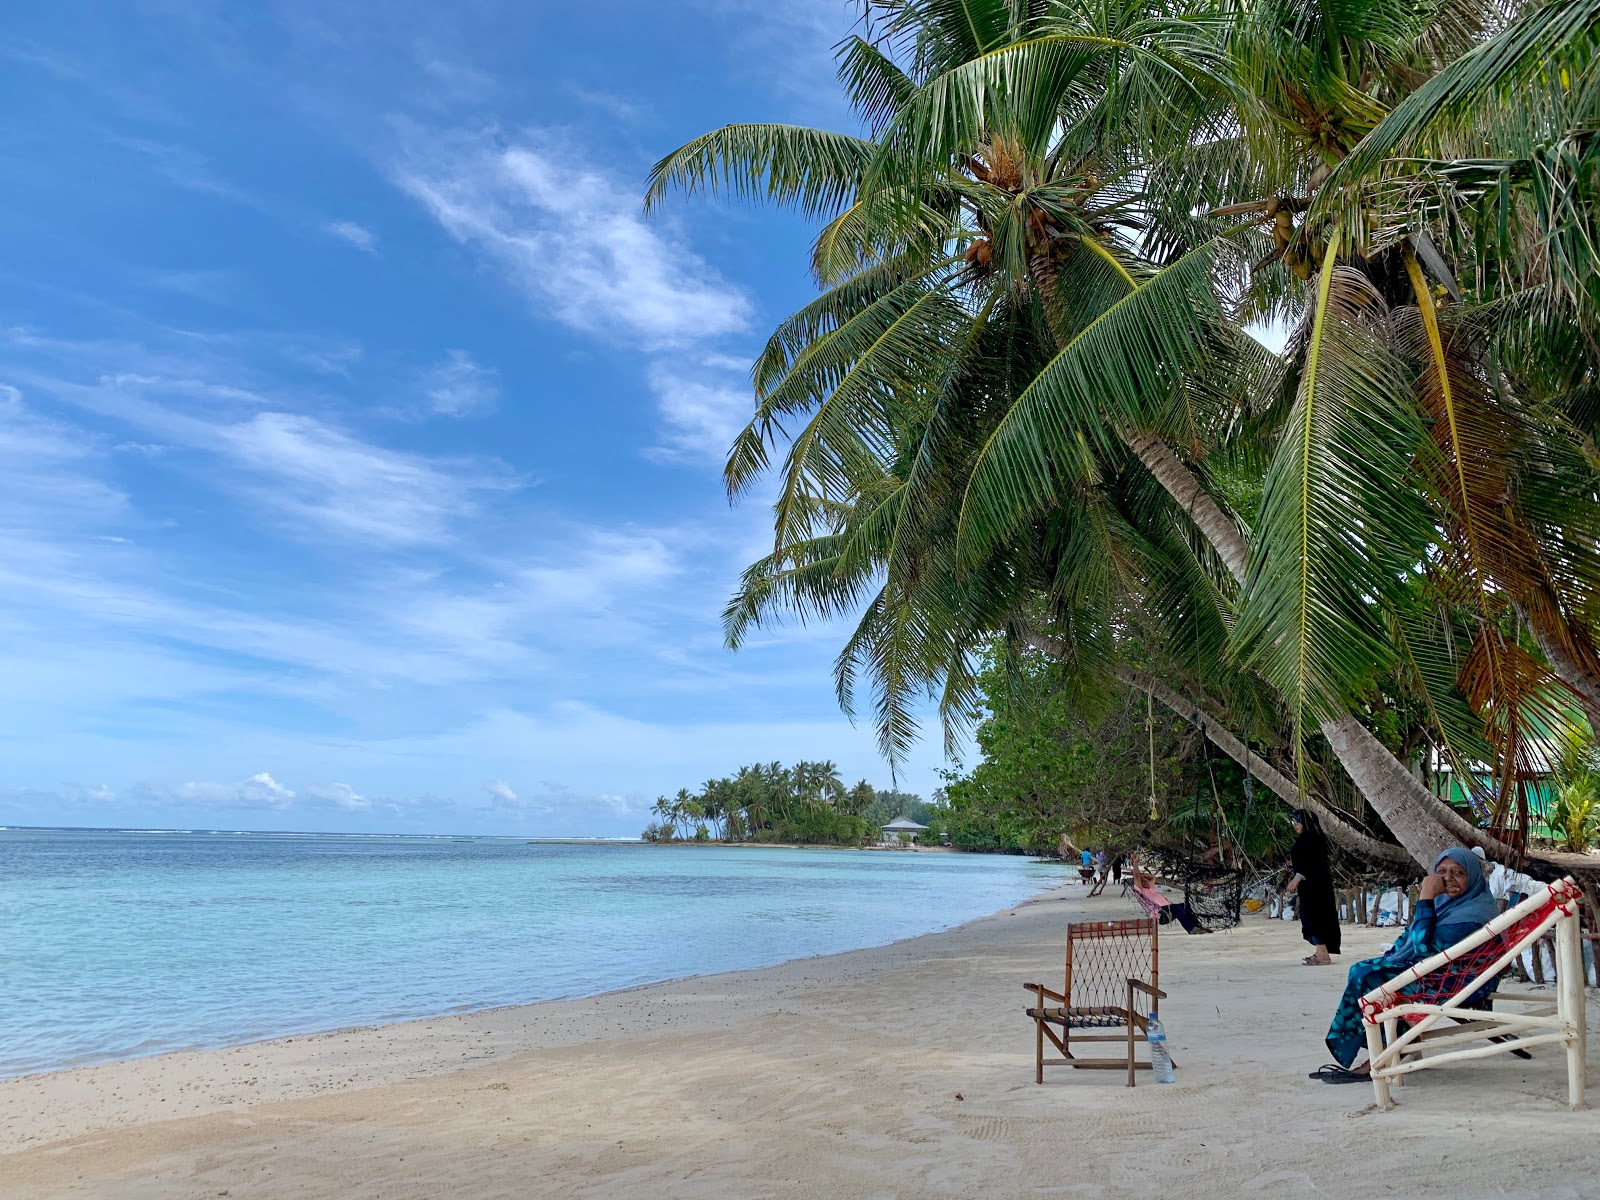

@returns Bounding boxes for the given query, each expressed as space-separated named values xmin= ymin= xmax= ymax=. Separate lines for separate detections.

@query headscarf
xmin=1431 ymin=847 xmax=1499 ymax=928
xmin=1289 ymin=810 xmax=1330 ymax=880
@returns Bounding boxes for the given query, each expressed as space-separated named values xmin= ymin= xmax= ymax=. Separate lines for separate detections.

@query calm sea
xmin=0 ymin=827 xmax=1056 ymax=1078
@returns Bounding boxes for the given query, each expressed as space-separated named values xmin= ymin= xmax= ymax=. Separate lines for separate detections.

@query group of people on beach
xmin=1084 ymin=814 xmax=1534 ymax=1086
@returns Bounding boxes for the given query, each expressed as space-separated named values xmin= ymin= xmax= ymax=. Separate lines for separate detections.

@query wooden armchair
xmin=1024 ymin=917 xmax=1167 ymax=1087
xmin=1361 ymin=879 xmax=1588 ymax=1110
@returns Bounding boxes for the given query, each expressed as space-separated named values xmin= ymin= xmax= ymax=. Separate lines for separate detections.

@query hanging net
xmin=1183 ymin=861 xmax=1245 ymax=930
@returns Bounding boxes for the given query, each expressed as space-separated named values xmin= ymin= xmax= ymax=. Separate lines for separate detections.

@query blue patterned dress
xmin=1324 ymin=898 xmax=1487 ymax=1067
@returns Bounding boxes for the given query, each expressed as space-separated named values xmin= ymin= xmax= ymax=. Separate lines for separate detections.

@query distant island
xmin=640 ymin=760 xmax=940 ymax=847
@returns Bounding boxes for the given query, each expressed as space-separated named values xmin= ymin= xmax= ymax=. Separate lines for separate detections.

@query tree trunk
xmin=1319 ymin=715 xmax=1512 ymax=863
xmin=1123 ymin=429 xmax=1514 ymax=868
xmin=1125 ymin=433 xmax=1250 ymax=579
xmin=1529 ymin=618 xmax=1600 ymax=730
xmin=1112 ymin=664 xmax=1415 ymax=870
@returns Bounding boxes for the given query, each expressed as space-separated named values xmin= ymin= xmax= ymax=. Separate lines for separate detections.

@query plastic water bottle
xmin=1147 ymin=1013 xmax=1175 ymax=1083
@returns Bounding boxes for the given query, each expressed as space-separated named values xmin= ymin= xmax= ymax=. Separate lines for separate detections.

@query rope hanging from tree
xmin=1180 ymin=717 xmax=1246 ymax=930
xmin=1146 ymin=691 xmax=1159 ymax=823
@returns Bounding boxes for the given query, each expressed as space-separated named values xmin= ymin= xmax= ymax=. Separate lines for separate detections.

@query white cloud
xmin=397 ymin=134 xmax=750 ymax=349
xmin=0 ymin=384 xmax=128 ymax=524
xmin=418 ymin=349 xmax=498 ymax=417
xmin=214 ymin=410 xmax=513 ymax=546
xmin=394 ymin=131 xmax=762 ymax=467
xmin=324 ymin=220 xmax=378 ymax=252
xmin=307 ymin=782 xmax=372 ymax=811
xmin=643 ymin=358 xmax=750 ymax=463
xmin=484 ymin=778 xmax=517 ymax=804
xmin=170 ymin=771 xmax=296 ymax=810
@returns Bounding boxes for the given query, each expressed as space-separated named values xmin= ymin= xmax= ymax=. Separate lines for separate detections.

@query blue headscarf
xmin=1431 ymin=847 xmax=1499 ymax=929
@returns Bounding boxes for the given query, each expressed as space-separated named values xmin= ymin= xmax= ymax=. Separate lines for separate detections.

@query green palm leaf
xmin=1231 ymin=247 xmax=1432 ymax=765
xmin=644 ymin=124 xmax=875 ymax=218
xmin=956 ymin=240 xmax=1225 ymax=566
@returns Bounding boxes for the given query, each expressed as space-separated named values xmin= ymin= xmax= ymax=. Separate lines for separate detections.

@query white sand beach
xmin=4 ymin=883 xmax=1596 ymax=1199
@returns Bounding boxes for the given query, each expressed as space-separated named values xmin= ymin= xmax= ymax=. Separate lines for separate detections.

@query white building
xmin=880 ymin=816 xmax=929 ymax=846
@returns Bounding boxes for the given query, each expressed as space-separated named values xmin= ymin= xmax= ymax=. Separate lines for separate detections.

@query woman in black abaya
xmin=1284 ymin=810 xmax=1340 ymax=965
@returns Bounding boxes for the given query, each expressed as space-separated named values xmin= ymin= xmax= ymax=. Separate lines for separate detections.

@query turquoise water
xmin=0 ymin=828 xmax=1056 ymax=1078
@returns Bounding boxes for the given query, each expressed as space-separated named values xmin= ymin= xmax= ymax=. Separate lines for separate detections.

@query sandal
xmin=1307 ymin=1064 xmax=1368 ymax=1084
xmin=1302 ymin=955 xmax=1332 ymax=965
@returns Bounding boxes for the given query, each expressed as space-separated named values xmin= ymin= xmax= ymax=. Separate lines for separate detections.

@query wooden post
xmin=1385 ymin=1017 xmax=1405 ymax=1088
xmin=1366 ymin=1020 xmax=1393 ymax=1109
xmin=1557 ymin=912 xmax=1587 ymax=1110
xmin=1126 ymin=980 xmax=1137 ymax=1088
xmin=1032 ymin=984 xmax=1045 ymax=1084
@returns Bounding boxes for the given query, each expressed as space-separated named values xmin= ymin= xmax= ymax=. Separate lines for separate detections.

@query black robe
xmin=1290 ymin=830 xmax=1341 ymax=954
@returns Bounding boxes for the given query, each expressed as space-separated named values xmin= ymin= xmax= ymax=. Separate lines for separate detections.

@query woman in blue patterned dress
xmin=1312 ymin=848 xmax=1499 ymax=1083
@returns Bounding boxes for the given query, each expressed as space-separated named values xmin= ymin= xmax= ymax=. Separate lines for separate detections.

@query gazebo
xmin=880 ymin=816 xmax=929 ymax=846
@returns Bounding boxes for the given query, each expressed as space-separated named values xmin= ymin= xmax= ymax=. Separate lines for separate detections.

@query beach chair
xmin=1360 ymin=878 xmax=1589 ymax=1111
xmin=1024 ymin=918 xmax=1167 ymax=1087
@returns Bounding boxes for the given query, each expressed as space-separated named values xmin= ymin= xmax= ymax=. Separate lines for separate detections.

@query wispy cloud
xmin=416 ymin=349 xmax=498 ymax=418
xmin=111 ymin=136 xmax=262 ymax=206
xmin=323 ymin=219 xmax=379 ymax=252
xmin=396 ymin=133 xmax=750 ymax=348
xmin=643 ymin=357 xmax=751 ymax=464
xmin=8 ymin=354 xmax=515 ymax=549
xmin=396 ymin=131 xmax=756 ymax=464
xmin=218 ymin=410 xmax=511 ymax=545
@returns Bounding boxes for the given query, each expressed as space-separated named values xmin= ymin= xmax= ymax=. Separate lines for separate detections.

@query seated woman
xmin=1313 ymin=847 xmax=1499 ymax=1083
xmin=1132 ymin=867 xmax=1211 ymax=935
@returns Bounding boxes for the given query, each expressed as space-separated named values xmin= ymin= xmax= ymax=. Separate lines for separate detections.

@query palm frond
xmin=644 ymin=124 xmax=874 ymax=218
xmin=956 ymin=241 xmax=1225 ymax=565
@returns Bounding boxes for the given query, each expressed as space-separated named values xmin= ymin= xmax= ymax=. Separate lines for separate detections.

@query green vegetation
xmin=940 ymin=651 xmax=1292 ymax=859
xmin=641 ymin=761 xmax=931 ymax=846
xmin=649 ymin=0 xmax=1600 ymax=871
xmin=1550 ymin=737 xmax=1600 ymax=852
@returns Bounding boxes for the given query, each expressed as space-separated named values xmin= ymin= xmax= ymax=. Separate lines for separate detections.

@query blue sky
xmin=0 ymin=0 xmax=949 ymax=836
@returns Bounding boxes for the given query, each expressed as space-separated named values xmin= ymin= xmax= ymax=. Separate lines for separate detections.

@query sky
xmin=0 ymin=0 xmax=954 ymax=836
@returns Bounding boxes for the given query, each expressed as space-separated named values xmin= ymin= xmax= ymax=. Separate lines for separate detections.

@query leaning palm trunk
xmin=1124 ymin=432 xmax=1511 ymax=866
xmin=1111 ymin=664 xmax=1414 ymax=869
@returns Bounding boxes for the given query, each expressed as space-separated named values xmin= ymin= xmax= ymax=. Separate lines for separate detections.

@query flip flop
xmin=1308 ymin=1064 xmax=1367 ymax=1084
xmin=1302 ymin=956 xmax=1332 ymax=965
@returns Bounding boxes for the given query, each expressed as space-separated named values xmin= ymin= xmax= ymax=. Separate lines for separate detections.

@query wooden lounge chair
xmin=1024 ymin=917 xmax=1167 ymax=1087
xmin=1361 ymin=878 xmax=1589 ymax=1110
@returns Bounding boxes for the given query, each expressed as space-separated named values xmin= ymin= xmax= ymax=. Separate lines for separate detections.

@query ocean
xmin=0 ymin=827 xmax=1056 ymax=1078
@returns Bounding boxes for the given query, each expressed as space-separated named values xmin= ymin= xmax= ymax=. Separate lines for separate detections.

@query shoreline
xmin=5 ymin=836 xmax=1055 ymax=1087
xmin=6 ymin=882 xmax=1595 ymax=1199
xmin=1 ymin=882 xmax=1073 ymax=1148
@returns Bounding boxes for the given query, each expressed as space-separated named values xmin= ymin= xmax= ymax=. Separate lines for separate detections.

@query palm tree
xmin=648 ymin=0 xmax=1600 ymax=867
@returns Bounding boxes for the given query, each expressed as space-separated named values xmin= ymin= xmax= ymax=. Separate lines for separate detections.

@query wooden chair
xmin=1024 ymin=918 xmax=1167 ymax=1087
xmin=1361 ymin=878 xmax=1588 ymax=1110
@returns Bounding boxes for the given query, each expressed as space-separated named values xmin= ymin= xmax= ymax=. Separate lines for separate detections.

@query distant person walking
xmin=1079 ymin=848 xmax=1094 ymax=884
xmin=1285 ymin=810 xmax=1340 ymax=965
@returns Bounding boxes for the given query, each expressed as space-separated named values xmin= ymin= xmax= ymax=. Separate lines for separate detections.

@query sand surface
xmin=4 ymin=882 xmax=1597 ymax=1199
